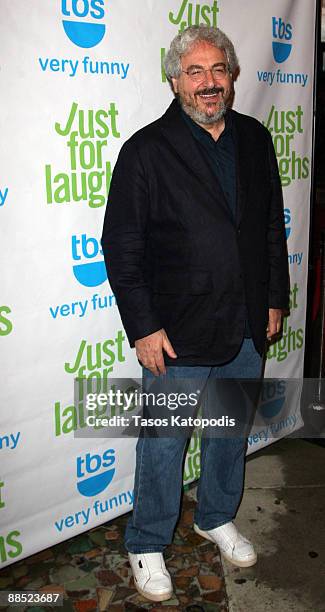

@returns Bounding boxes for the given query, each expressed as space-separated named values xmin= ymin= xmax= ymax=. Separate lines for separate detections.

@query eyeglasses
xmin=182 ymin=64 xmax=230 ymax=82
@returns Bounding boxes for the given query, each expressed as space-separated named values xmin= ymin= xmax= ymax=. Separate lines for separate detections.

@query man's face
xmin=171 ymin=41 xmax=233 ymax=125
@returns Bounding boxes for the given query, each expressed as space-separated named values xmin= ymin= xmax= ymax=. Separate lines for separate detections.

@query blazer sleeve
xmin=266 ymin=130 xmax=290 ymax=310
xmin=101 ymin=138 xmax=162 ymax=347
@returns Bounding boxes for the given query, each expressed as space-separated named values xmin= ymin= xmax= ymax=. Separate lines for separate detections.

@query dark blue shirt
xmin=181 ymin=109 xmax=236 ymax=219
xmin=181 ymin=108 xmax=252 ymax=338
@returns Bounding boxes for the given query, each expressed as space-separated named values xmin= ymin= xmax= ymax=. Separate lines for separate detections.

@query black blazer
xmin=101 ymin=100 xmax=289 ymax=365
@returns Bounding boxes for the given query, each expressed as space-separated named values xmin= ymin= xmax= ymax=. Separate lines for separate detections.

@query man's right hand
xmin=135 ymin=329 xmax=177 ymax=376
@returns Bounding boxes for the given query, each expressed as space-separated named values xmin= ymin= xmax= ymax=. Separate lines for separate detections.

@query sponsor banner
xmin=0 ymin=0 xmax=316 ymax=566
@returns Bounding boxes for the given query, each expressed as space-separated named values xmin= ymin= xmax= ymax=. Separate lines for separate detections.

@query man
xmin=101 ymin=25 xmax=289 ymax=603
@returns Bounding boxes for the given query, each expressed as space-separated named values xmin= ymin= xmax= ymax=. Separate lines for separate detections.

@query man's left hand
xmin=266 ymin=308 xmax=283 ymax=339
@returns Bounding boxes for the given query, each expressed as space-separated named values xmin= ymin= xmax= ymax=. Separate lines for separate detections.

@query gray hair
xmin=164 ymin=25 xmax=239 ymax=83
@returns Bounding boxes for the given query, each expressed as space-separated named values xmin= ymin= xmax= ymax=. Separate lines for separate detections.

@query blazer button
xmin=237 ymin=228 xmax=241 ymax=235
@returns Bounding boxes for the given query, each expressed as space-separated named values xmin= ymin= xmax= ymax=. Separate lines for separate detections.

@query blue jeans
xmin=125 ymin=339 xmax=263 ymax=553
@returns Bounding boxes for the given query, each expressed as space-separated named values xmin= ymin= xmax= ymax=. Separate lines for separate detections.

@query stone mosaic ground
xmin=0 ymin=490 xmax=228 ymax=612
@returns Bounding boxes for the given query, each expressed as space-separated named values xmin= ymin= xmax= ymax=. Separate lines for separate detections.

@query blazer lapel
xmin=231 ymin=111 xmax=253 ymax=226
xmin=159 ymin=100 xmax=234 ymax=223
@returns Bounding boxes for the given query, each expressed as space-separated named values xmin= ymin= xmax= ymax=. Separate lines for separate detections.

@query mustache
xmin=196 ymin=86 xmax=224 ymax=96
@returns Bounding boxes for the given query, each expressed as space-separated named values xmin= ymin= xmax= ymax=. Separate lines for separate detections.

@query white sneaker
xmin=128 ymin=552 xmax=173 ymax=602
xmin=194 ymin=522 xmax=257 ymax=568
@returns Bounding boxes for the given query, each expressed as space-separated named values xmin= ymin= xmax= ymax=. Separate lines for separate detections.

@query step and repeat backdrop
xmin=0 ymin=0 xmax=316 ymax=567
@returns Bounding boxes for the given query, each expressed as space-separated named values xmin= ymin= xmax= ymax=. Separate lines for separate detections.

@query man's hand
xmin=135 ymin=328 xmax=177 ymax=376
xmin=266 ymin=308 xmax=283 ymax=340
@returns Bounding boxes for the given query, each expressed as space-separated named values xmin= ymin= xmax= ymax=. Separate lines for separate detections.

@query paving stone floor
xmin=0 ymin=490 xmax=228 ymax=612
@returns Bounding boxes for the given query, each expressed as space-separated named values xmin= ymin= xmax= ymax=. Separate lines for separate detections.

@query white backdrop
xmin=0 ymin=0 xmax=316 ymax=567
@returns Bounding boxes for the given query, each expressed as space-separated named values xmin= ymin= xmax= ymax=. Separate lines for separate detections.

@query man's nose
xmin=202 ymin=68 xmax=217 ymax=87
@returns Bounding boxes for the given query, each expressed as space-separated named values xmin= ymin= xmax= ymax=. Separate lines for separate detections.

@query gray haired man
xmin=101 ymin=25 xmax=289 ymax=602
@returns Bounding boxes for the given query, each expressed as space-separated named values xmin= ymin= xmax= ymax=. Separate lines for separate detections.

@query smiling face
xmin=172 ymin=40 xmax=233 ymax=126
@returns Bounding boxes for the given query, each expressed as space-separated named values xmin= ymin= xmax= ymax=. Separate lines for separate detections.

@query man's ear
xmin=171 ymin=77 xmax=179 ymax=94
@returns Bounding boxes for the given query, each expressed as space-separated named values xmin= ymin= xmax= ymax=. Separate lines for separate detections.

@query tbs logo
xmin=72 ymin=234 xmax=107 ymax=287
xmin=272 ymin=17 xmax=292 ymax=63
xmin=259 ymin=381 xmax=286 ymax=419
xmin=284 ymin=208 xmax=291 ymax=240
xmin=77 ymin=449 xmax=116 ymax=497
xmin=61 ymin=0 xmax=106 ymax=48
